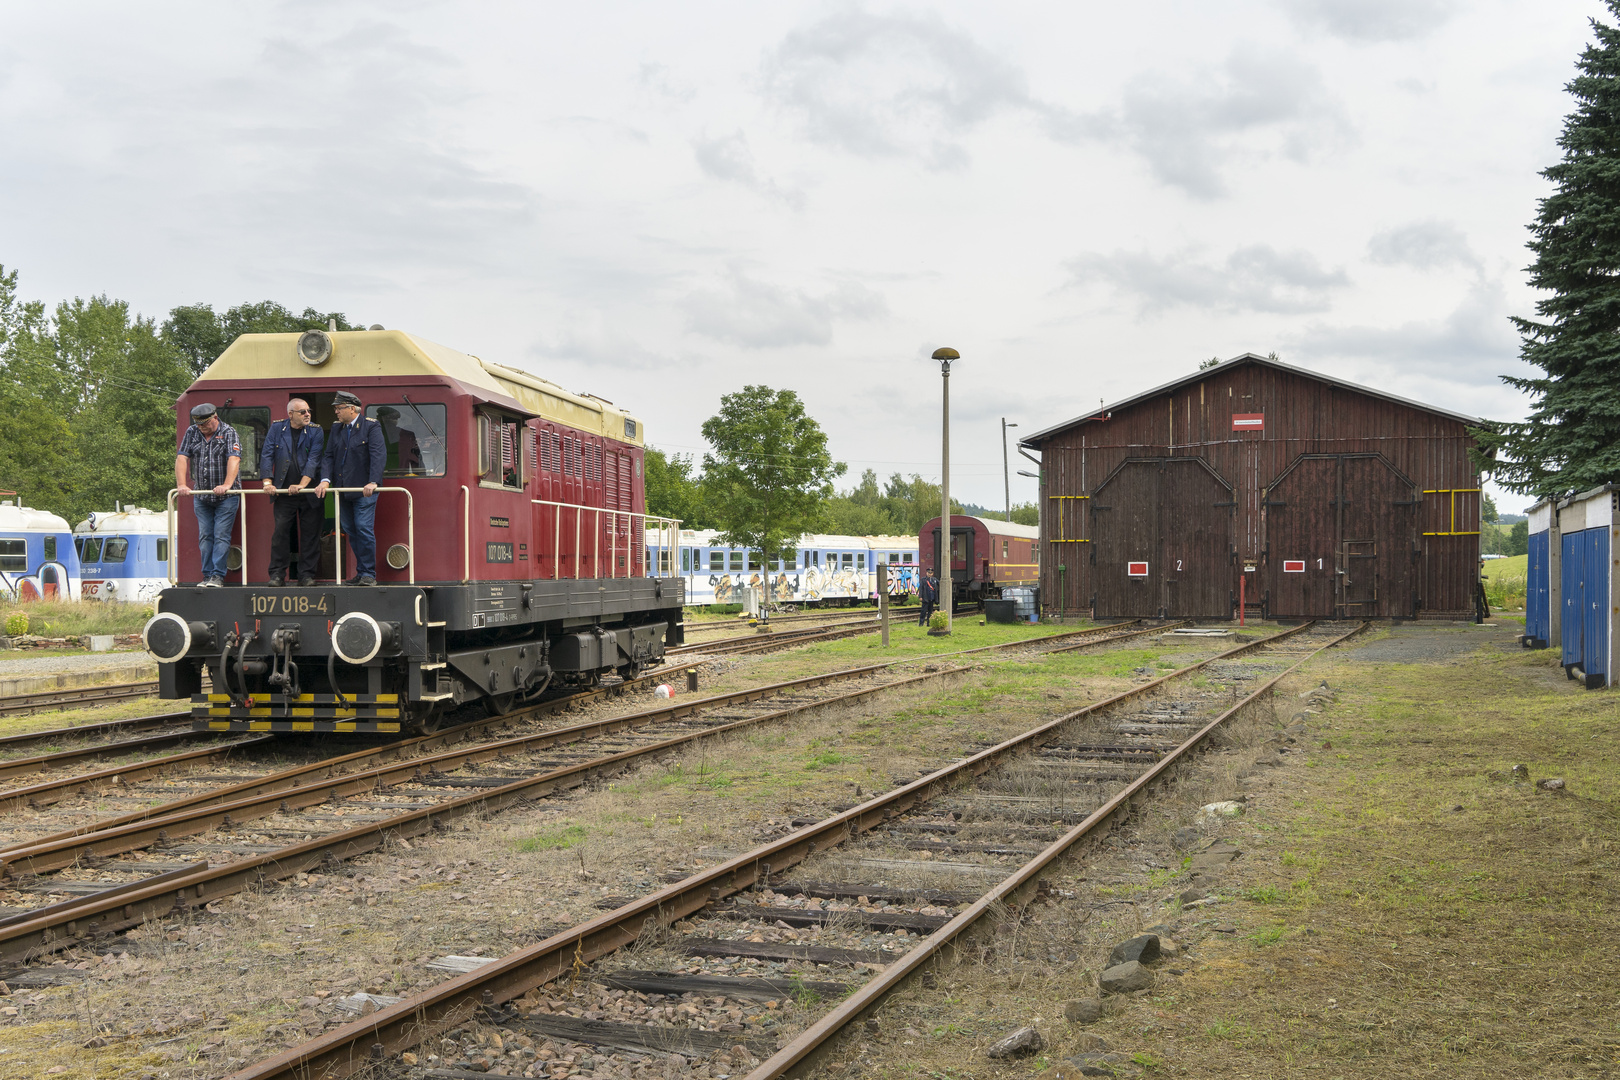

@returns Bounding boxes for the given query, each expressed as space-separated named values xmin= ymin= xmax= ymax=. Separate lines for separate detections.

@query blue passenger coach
xmin=75 ymin=508 xmax=170 ymax=604
xmin=0 ymin=500 xmax=81 ymax=602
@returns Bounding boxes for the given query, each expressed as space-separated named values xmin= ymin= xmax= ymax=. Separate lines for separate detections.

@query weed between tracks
xmin=838 ymin=620 xmax=1620 ymax=1080
xmin=0 ymin=626 xmax=1193 ymax=1078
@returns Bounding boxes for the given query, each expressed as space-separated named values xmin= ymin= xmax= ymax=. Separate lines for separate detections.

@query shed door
xmin=1263 ymin=457 xmax=1338 ymax=617
xmin=1526 ymin=531 xmax=1550 ymax=646
xmin=1263 ymin=454 xmax=1416 ymax=618
xmin=1562 ymin=529 xmax=1586 ymax=670
xmin=1091 ymin=459 xmax=1232 ymax=618
xmin=1585 ymin=528 xmax=1609 ymax=684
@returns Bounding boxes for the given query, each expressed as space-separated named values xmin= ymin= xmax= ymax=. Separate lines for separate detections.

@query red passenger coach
xmin=920 ymin=514 xmax=1040 ymax=607
xmin=143 ymin=329 xmax=684 ymax=734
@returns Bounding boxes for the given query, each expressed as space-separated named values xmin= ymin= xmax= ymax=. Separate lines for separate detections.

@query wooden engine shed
xmin=1020 ymin=354 xmax=1485 ymax=621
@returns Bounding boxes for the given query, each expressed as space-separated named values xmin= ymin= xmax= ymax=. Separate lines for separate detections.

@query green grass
xmin=511 ymin=824 xmax=587 ymax=852
xmin=1480 ymin=553 xmax=1528 ymax=611
xmin=2 ymin=599 xmax=154 ymax=639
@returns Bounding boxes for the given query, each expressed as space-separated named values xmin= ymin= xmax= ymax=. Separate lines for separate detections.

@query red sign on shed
xmin=1283 ymin=559 xmax=1306 ymax=573
xmin=1232 ymin=413 xmax=1264 ymax=431
xmin=1127 ymin=561 xmax=1149 ymax=577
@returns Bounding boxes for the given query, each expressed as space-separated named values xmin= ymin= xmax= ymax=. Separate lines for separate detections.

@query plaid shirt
xmin=178 ymin=421 xmax=243 ymax=496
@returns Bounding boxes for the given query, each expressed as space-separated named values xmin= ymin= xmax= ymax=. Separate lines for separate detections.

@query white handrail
xmin=165 ymin=486 xmax=417 ymax=586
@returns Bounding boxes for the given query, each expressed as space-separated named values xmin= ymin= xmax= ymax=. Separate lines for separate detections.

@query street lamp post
xmin=933 ymin=347 xmax=958 ymax=634
xmin=1001 ymin=418 xmax=1018 ymax=524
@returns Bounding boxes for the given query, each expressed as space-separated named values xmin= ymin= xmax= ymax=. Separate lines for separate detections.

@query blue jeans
xmin=338 ymin=493 xmax=378 ymax=577
xmin=193 ymin=495 xmax=239 ymax=581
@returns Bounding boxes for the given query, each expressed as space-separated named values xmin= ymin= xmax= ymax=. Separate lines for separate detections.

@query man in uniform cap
xmin=315 ymin=390 xmax=386 ymax=585
xmin=175 ymin=402 xmax=242 ymax=587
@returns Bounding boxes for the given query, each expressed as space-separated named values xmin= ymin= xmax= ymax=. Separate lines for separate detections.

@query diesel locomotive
xmin=140 ymin=328 xmax=684 ymax=734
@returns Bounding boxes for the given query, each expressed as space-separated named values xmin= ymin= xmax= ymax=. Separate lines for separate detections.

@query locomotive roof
xmin=0 ymin=504 xmax=72 ymax=532
xmin=76 ymin=508 xmax=165 ymax=534
xmin=198 ymin=330 xmax=645 ymax=447
xmin=1018 ymin=352 xmax=1487 ymax=448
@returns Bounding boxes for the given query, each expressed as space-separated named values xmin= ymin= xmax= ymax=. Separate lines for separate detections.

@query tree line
xmin=0 ymin=266 xmax=1005 ymax=552
xmin=0 ymin=262 xmax=358 ymax=525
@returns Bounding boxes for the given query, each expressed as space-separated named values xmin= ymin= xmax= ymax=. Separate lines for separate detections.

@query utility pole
xmin=1002 ymin=418 xmax=1018 ymax=524
xmin=933 ymin=347 xmax=958 ymax=633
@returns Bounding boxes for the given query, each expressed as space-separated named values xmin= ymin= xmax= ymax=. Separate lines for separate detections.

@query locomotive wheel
xmin=409 ymin=703 xmax=450 ymax=735
xmin=485 ymin=692 xmax=519 ymax=716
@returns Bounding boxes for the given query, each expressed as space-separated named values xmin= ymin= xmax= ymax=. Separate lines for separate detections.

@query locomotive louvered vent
xmin=501 ymin=424 xmax=515 ymax=475
xmin=606 ymin=452 xmax=620 ymax=508
xmin=564 ymin=436 xmax=579 ymax=477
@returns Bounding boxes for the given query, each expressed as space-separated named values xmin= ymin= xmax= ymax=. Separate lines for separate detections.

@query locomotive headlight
xmin=386 ymin=544 xmax=411 ymax=570
xmin=331 ymin=612 xmax=400 ymax=665
xmin=297 ymin=329 xmax=333 ymax=366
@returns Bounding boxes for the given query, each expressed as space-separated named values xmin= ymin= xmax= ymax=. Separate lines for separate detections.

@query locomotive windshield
xmin=367 ymin=403 xmax=447 ymax=477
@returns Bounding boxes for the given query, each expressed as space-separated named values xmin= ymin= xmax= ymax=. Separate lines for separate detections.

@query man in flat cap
xmin=175 ymin=402 xmax=242 ymax=587
xmin=315 ymin=391 xmax=386 ymax=585
xmin=260 ymin=397 xmax=324 ymax=586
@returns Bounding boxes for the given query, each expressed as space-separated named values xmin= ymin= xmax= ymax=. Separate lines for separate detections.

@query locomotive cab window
xmin=367 ymin=403 xmax=447 ymax=477
xmin=103 ymin=537 xmax=128 ymax=563
xmin=42 ymin=536 xmax=55 ymax=561
xmin=477 ymin=410 xmax=529 ymax=490
xmin=219 ymin=406 xmax=271 ymax=480
xmin=79 ymin=538 xmax=102 ymax=563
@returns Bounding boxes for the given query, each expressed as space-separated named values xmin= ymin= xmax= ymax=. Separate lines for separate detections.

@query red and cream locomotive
xmin=141 ymin=328 xmax=684 ymax=734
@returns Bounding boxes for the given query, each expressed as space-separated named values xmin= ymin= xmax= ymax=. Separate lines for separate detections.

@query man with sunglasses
xmin=260 ymin=398 xmax=325 ymax=587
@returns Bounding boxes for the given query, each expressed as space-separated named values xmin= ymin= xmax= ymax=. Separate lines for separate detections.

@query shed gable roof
xmin=1017 ymin=353 xmax=1489 ymax=448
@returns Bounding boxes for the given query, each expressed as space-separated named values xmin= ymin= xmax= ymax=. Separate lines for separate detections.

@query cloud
xmin=691 ymin=130 xmax=805 ymax=209
xmin=1280 ymin=0 xmax=1456 ymax=43
xmin=685 ymin=271 xmax=886 ymax=348
xmin=1367 ymin=220 xmax=1479 ymax=271
xmin=1290 ymin=279 xmax=1517 ymax=382
xmin=763 ymin=10 xmax=1031 ymax=169
xmin=1071 ymin=245 xmax=1351 ymax=315
xmin=1049 ymin=48 xmax=1351 ymax=198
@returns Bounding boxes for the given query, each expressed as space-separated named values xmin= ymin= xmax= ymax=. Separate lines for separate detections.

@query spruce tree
xmin=1475 ymin=1 xmax=1620 ymax=496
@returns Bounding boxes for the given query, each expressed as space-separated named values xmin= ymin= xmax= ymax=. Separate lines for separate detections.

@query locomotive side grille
xmin=501 ymin=423 xmax=515 ymax=474
xmin=544 ymin=430 xmax=561 ymax=473
xmin=564 ymin=436 xmax=579 ymax=477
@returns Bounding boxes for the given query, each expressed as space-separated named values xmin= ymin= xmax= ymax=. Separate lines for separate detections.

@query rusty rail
xmin=225 ymin=621 xmax=1323 ymax=1080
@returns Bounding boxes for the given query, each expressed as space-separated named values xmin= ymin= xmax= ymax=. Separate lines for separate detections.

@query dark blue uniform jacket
xmin=321 ymin=416 xmax=386 ymax=490
xmin=260 ymin=420 xmax=325 ymax=487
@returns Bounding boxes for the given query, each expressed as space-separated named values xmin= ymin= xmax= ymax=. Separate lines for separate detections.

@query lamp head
xmin=931 ymin=346 xmax=959 ymax=374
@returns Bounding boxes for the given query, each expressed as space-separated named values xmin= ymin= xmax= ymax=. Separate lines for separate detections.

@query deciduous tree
xmin=701 ymin=386 xmax=843 ymax=593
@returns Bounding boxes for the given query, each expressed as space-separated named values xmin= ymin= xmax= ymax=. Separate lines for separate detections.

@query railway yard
xmin=0 ymin=611 xmax=1612 ymax=1080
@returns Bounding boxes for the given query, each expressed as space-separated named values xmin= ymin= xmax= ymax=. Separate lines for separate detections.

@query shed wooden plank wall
xmin=1033 ymin=361 xmax=1480 ymax=620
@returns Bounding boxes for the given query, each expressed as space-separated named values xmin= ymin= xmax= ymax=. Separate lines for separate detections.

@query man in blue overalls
xmin=260 ymin=397 xmax=325 ymax=586
xmin=314 ymin=390 xmax=386 ymax=585
xmin=918 ymin=568 xmax=940 ymax=627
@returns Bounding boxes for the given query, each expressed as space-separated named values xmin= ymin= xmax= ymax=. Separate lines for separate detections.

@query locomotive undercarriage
xmin=145 ymin=577 xmax=685 ymax=734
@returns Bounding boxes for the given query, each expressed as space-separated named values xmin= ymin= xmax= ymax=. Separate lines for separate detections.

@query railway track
xmin=223 ymin=619 xmax=1363 ymax=1080
xmin=0 ymin=618 xmax=1169 ymax=969
xmin=0 ymin=679 xmax=163 ymax=717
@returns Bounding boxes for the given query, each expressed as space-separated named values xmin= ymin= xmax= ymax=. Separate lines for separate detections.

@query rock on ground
xmin=1108 ymin=934 xmax=1160 ymax=966
xmin=986 ymin=1026 xmax=1045 ymax=1058
xmin=1099 ymin=960 xmax=1153 ymax=995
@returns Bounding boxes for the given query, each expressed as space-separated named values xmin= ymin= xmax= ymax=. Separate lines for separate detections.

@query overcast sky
xmin=0 ymin=0 xmax=1605 ymax=514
